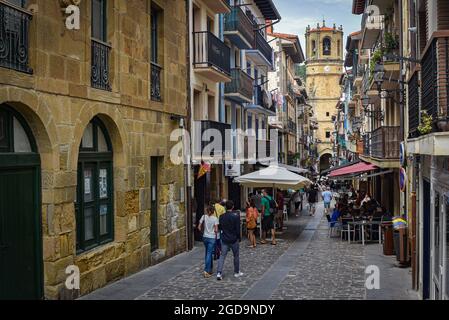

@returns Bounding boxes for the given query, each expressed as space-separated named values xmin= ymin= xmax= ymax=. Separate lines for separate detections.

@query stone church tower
xmin=305 ymin=21 xmax=344 ymax=171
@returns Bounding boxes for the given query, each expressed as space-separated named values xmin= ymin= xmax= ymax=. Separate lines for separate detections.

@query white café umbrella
xmin=234 ymin=164 xmax=312 ymax=190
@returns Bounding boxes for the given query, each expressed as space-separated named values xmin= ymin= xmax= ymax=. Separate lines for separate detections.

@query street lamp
xmin=361 ymin=94 xmax=384 ymax=121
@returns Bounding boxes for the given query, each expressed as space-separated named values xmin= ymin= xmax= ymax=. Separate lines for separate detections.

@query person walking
xmin=245 ymin=199 xmax=259 ymax=248
xmin=198 ymin=206 xmax=219 ymax=278
xmin=275 ymin=190 xmax=285 ymax=232
xmin=261 ymin=189 xmax=277 ymax=245
xmin=216 ymin=200 xmax=243 ymax=280
xmin=307 ymin=185 xmax=318 ymax=216
xmin=293 ymin=190 xmax=302 ymax=217
xmin=322 ymin=187 xmax=333 ymax=216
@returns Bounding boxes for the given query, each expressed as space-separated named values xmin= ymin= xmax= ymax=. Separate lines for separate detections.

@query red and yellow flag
xmin=197 ymin=162 xmax=211 ymax=179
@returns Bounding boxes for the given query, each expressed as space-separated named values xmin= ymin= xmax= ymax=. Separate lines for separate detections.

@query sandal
xmin=260 ymin=240 xmax=267 ymax=244
xmin=271 ymin=242 xmax=277 ymax=245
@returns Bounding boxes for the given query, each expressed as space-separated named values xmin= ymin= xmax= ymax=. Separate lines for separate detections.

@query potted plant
xmin=370 ymin=48 xmax=384 ymax=81
xmin=437 ymin=117 xmax=449 ymax=132
xmin=384 ymin=32 xmax=399 ymax=54
xmin=418 ymin=110 xmax=433 ymax=135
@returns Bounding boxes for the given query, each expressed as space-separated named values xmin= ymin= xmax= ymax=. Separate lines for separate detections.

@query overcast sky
xmin=272 ymin=0 xmax=362 ymax=56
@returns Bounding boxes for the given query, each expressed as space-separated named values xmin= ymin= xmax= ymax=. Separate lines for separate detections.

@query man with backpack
xmin=261 ymin=189 xmax=277 ymax=245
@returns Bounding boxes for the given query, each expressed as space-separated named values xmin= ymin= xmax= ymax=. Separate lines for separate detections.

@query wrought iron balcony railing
xmin=194 ymin=120 xmax=232 ymax=158
xmin=254 ymin=31 xmax=273 ymax=65
xmin=287 ymin=82 xmax=297 ymax=101
xmin=371 ymin=126 xmax=400 ymax=159
xmin=91 ymin=39 xmax=111 ymax=91
xmin=223 ymin=6 xmax=255 ymax=48
xmin=363 ymin=133 xmax=371 ymax=157
xmin=421 ymin=36 xmax=449 ymax=126
xmin=256 ymin=139 xmax=274 ymax=160
xmin=0 ymin=1 xmax=32 ymax=73
xmin=225 ymin=68 xmax=254 ymax=102
xmin=193 ymin=31 xmax=231 ymax=76
xmin=151 ymin=62 xmax=162 ymax=102
xmin=408 ymin=71 xmax=420 ymax=138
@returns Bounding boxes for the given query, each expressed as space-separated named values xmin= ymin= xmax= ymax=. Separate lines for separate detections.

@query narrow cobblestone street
xmin=83 ymin=203 xmax=418 ymax=300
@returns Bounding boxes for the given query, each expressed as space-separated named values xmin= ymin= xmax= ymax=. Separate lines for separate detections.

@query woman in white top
xmin=198 ymin=206 xmax=219 ymax=278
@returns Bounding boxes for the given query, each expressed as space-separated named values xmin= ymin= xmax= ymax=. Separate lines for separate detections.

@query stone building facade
xmin=0 ymin=0 xmax=187 ymax=299
xmin=305 ymin=22 xmax=344 ymax=171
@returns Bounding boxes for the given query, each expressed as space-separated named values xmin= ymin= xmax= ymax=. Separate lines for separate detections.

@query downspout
xmin=399 ymin=0 xmax=406 ymax=218
xmin=185 ymin=0 xmax=193 ymax=251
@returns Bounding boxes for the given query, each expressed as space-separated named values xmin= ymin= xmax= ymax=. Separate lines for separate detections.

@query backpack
xmin=265 ymin=196 xmax=277 ymax=215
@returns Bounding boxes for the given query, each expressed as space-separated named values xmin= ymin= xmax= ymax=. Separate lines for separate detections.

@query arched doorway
xmin=76 ymin=117 xmax=114 ymax=253
xmin=319 ymin=153 xmax=332 ymax=172
xmin=0 ymin=104 xmax=43 ymax=300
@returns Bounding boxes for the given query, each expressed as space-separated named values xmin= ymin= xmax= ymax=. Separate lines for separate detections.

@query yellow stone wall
xmin=305 ymin=27 xmax=344 ymax=158
xmin=0 ymin=0 xmax=187 ymax=299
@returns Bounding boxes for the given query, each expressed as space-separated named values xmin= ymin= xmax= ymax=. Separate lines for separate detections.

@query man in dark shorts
xmin=307 ymin=185 xmax=318 ymax=216
xmin=261 ymin=189 xmax=276 ymax=245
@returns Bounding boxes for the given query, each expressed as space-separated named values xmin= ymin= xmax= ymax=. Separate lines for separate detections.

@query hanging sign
xmin=225 ymin=161 xmax=241 ymax=177
xmin=399 ymin=167 xmax=407 ymax=192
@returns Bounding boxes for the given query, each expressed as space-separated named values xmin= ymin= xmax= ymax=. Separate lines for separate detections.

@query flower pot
xmin=437 ymin=119 xmax=449 ymax=132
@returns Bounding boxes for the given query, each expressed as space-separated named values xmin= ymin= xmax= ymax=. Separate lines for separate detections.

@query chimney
xmin=266 ymin=20 xmax=273 ymax=34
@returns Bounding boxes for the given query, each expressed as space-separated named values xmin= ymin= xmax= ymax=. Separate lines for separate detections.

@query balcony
xmin=408 ymin=71 xmax=420 ymax=138
xmin=193 ymin=31 xmax=231 ymax=83
xmin=371 ymin=126 xmax=400 ymax=159
xmin=246 ymin=31 xmax=273 ymax=69
xmin=360 ymin=10 xmax=384 ymax=49
xmin=363 ymin=133 xmax=371 ymax=157
xmin=193 ymin=120 xmax=232 ymax=160
xmin=287 ymin=119 xmax=297 ymax=133
xmin=256 ymin=139 xmax=275 ymax=161
xmin=91 ymin=39 xmax=112 ymax=91
xmin=151 ymin=62 xmax=162 ymax=102
xmin=356 ymin=139 xmax=364 ymax=154
xmin=287 ymin=82 xmax=297 ymax=102
xmin=0 ymin=1 xmax=32 ymax=74
xmin=225 ymin=68 xmax=254 ymax=103
xmin=244 ymin=135 xmax=256 ymax=162
xmin=421 ymin=35 xmax=449 ymax=129
xmin=224 ymin=6 xmax=255 ymax=49
xmin=203 ymin=0 xmax=231 ymax=14
xmin=353 ymin=64 xmax=365 ymax=87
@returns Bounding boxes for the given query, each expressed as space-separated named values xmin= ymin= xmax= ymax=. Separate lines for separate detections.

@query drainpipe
xmin=399 ymin=0 xmax=406 ymax=219
xmin=185 ymin=0 xmax=193 ymax=251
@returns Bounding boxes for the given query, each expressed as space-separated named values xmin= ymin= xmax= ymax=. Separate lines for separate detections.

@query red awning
xmin=329 ymin=162 xmax=378 ymax=178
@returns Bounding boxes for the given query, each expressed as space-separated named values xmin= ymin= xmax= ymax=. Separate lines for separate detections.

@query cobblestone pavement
xmin=85 ymin=203 xmax=418 ymax=300
xmin=137 ymin=214 xmax=310 ymax=300
xmin=271 ymin=218 xmax=367 ymax=300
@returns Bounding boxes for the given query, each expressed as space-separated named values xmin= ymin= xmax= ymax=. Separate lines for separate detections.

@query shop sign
xmin=225 ymin=161 xmax=241 ymax=177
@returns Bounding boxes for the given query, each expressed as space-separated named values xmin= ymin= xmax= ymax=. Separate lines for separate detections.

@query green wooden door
xmin=0 ymin=164 xmax=43 ymax=300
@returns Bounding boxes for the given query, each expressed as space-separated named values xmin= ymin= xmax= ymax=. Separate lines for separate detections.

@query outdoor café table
xmin=347 ymin=220 xmax=383 ymax=245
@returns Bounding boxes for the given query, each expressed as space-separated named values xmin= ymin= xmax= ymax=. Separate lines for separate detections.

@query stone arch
xmin=323 ymin=36 xmax=331 ymax=56
xmin=70 ymin=103 xmax=129 ymax=177
xmin=0 ymin=87 xmax=58 ymax=173
xmin=319 ymin=152 xmax=333 ymax=172
xmin=70 ymin=104 xmax=130 ymax=247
